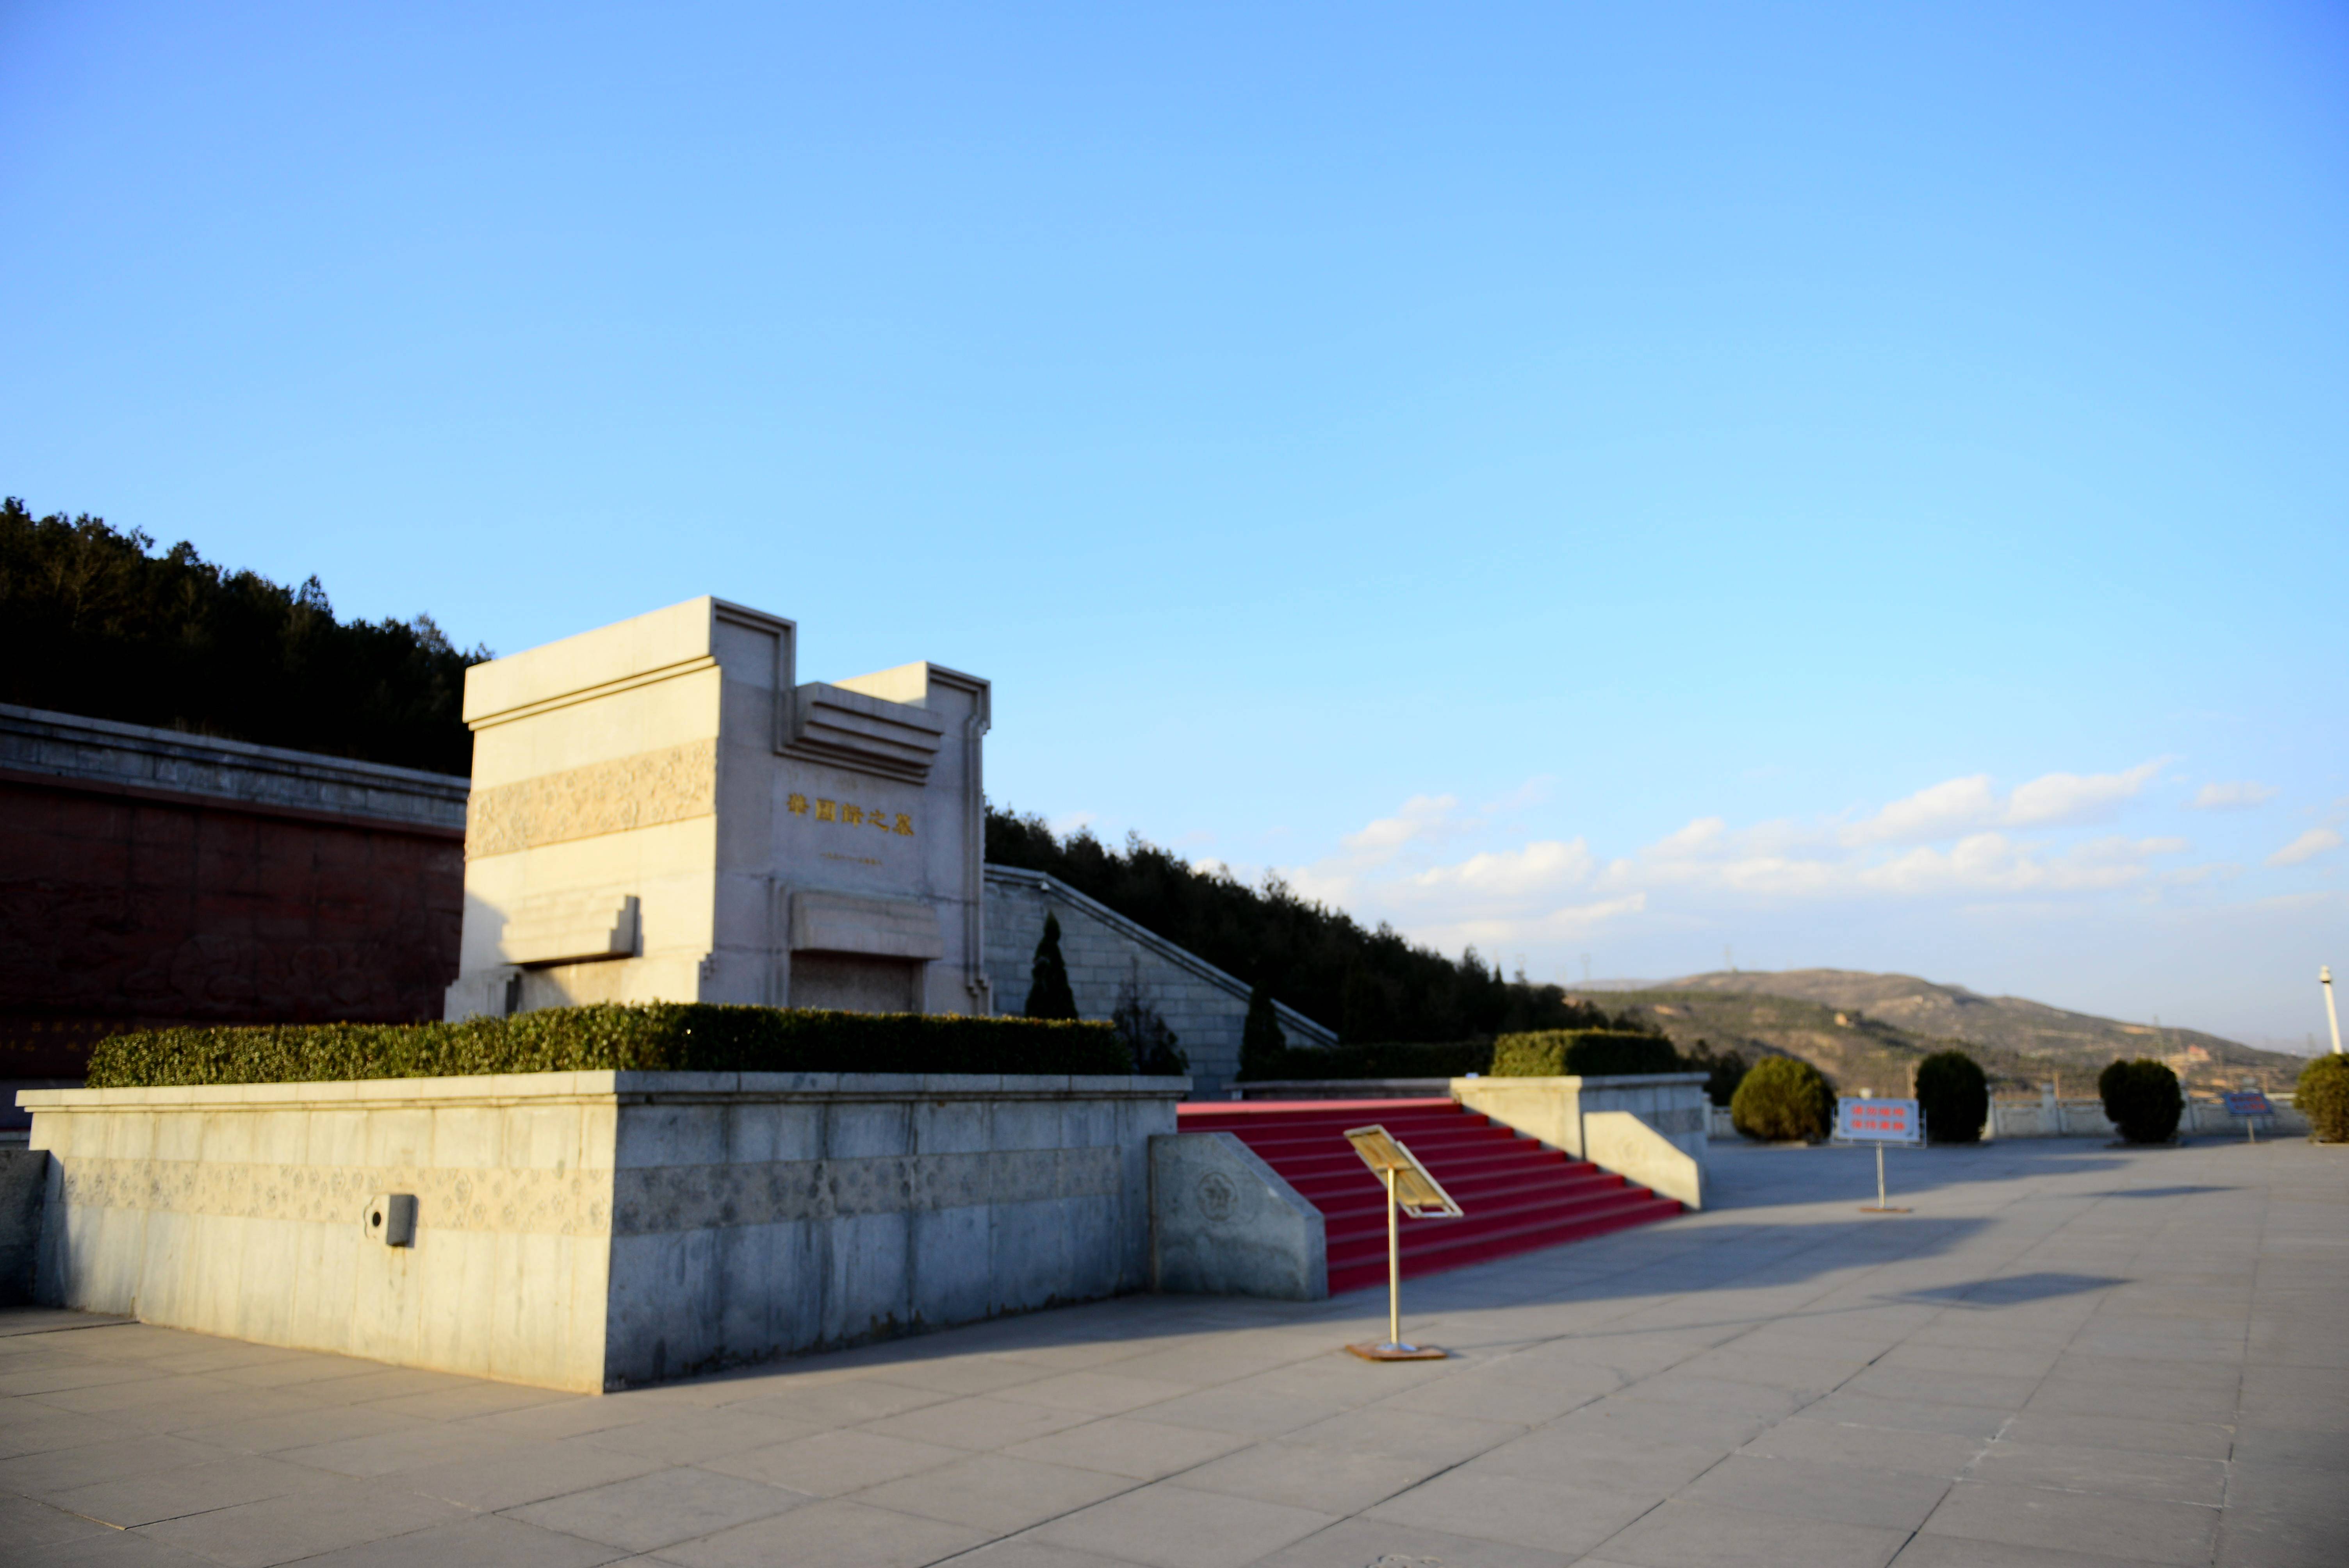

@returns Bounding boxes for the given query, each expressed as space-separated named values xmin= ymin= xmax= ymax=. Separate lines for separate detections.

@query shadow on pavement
xmin=2097 ymin=1184 xmax=2237 ymax=1199
xmin=1896 ymin=1270 xmax=2126 ymax=1306
xmin=1704 ymin=1139 xmax=2132 ymax=1205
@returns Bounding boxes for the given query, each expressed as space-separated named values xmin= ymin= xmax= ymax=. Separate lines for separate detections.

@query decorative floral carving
xmin=52 ymin=1144 xmax=1121 ymax=1237
xmin=466 ymin=739 xmax=718 ymax=859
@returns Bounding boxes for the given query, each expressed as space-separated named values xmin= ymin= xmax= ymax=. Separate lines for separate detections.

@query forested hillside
xmin=0 ymin=498 xmax=485 ymax=775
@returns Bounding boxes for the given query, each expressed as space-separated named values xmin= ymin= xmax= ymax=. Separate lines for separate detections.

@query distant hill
xmin=1581 ymin=969 xmax=2301 ymax=1096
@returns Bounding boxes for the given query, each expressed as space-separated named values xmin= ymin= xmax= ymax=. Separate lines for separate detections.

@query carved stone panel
xmin=466 ymin=739 xmax=717 ymax=859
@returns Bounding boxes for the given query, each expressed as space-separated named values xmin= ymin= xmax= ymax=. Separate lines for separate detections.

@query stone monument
xmin=444 ymin=597 xmax=991 ymax=1020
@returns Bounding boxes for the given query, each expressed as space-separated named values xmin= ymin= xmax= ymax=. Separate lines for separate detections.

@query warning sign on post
xmin=1836 ymin=1098 xmax=1923 ymax=1145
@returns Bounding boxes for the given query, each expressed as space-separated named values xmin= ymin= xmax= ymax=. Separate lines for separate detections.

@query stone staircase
xmin=1177 ymin=1097 xmax=1682 ymax=1295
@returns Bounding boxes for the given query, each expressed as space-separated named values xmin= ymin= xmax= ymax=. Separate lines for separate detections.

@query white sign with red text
xmin=1836 ymin=1098 xmax=1923 ymax=1145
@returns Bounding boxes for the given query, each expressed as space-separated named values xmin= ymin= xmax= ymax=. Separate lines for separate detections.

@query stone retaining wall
xmin=983 ymin=867 xmax=1335 ymax=1100
xmin=23 ymin=1071 xmax=1184 ymax=1391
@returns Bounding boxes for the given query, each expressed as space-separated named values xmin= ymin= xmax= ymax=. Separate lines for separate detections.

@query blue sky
xmin=5 ymin=3 xmax=2344 ymax=1045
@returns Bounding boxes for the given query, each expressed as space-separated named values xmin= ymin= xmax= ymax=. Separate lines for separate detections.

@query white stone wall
xmin=446 ymin=598 xmax=994 ymax=1023
xmin=1985 ymin=1095 xmax=2310 ymax=1140
xmin=23 ymin=1071 xmax=1181 ymax=1392
xmin=982 ymin=868 xmax=1337 ymax=1101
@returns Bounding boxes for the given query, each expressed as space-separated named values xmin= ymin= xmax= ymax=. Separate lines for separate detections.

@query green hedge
xmin=84 ymin=1004 xmax=1136 ymax=1088
xmin=1490 ymin=1030 xmax=1682 ymax=1078
xmin=1236 ymin=1040 xmax=1495 ymax=1081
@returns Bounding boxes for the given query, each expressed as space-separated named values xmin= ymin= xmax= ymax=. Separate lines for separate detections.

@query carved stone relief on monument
xmin=465 ymin=738 xmax=717 ymax=859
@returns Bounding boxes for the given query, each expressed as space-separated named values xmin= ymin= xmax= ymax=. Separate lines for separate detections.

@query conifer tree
xmin=1240 ymin=983 xmax=1286 ymax=1080
xmin=1112 ymin=960 xmax=1187 ymax=1075
xmin=1023 ymin=912 xmax=1078 ymax=1019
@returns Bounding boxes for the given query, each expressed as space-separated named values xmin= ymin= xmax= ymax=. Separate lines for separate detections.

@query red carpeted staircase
xmin=1178 ymin=1098 xmax=1682 ymax=1295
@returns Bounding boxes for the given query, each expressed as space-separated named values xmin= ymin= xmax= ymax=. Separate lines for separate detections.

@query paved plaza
xmin=2 ymin=1136 xmax=2341 ymax=1568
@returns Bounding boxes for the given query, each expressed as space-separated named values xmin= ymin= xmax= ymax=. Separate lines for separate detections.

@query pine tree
xmin=1112 ymin=960 xmax=1187 ymax=1076
xmin=1023 ymin=912 xmax=1078 ymax=1019
xmin=1240 ymin=983 xmax=1286 ymax=1080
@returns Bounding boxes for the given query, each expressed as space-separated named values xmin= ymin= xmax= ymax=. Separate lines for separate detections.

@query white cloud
xmin=2006 ymin=760 xmax=2167 ymax=827
xmin=1401 ymin=838 xmax=1599 ymax=903
xmin=1847 ymin=775 xmax=1999 ymax=844
xmin=1845 ymin=760 xmax=2166 ymax=845
xmin=2191 ymin=780 xmax=2278 ymax=810
xmin=2267 ymin=829 xmax=2343 ymax=868
xmin=1418 ymin=893 xmax=1649 ymax=953
xmin=1275 ymin=758 xmax=2205 ymax=967
xmin=1337 ymin=794 xmax=1459 ymax=863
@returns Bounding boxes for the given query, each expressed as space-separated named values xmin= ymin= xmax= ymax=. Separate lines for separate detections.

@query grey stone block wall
xmin=23 ymin=1072 xmax=1185 ymax=1390
xmin=0 ymin=1148 xmax=46 ymax=1304
xmin=1150 ymin=1132 xmax=1326 ymax=1300
xmin=983 ymin=867 xmax=1337 ymax=1101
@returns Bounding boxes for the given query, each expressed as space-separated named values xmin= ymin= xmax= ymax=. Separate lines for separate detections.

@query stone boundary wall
xmin=1703 ymin=1094 xmax=2317 ymax=1141
xmin=1987 ymin=1094 xmax=2311 ymax=1140
xmin=0 ymin=703 xmax=469 ymax=833
xmin=983 ymin=867 xmax=1337 ymax=1101
xmin=23 ymin=1071 xmax=1185 ymax=1391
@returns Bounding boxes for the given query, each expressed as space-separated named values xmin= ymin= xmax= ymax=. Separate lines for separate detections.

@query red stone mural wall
xmin=0 ymin=777 xmax=463 ymax=1078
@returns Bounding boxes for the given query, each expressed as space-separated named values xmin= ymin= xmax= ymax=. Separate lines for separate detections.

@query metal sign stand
xmin=1837 ymin=1098 xmax=1920 ymax=1214
xmin=1868 ymin=1143 xmax=1902 ymax=1213
xmin=2223 ymin=1089 xmax=2274 ymax=1145
xmin=1341 ymin=1124 xmax=1461 ymax=1362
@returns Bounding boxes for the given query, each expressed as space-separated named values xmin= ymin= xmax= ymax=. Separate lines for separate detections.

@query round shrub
xmin=1913 ymin=1050 xmax=1989 ymax=1145
xmin=1731 ymin=1055 xmax=1836 ymax=1142
xmin=2098 ymin=1058 xmax=2184 ymax=1144
xmin=2296 ymin=1053 xmax=2349 ymax=1143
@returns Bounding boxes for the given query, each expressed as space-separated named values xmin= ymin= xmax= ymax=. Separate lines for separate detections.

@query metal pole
xmin=1385 ymin=1166 xmax=1401 ymax=1349
xmin=2325 ymin=967 xmax=2342 ymax=1055
xmin=1876 ymin=1142 xmax=1886 ymax=1210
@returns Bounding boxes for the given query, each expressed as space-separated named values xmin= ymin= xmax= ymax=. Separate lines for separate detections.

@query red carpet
xmin=1178 ymin=1098 xmax=1682 ymax=1295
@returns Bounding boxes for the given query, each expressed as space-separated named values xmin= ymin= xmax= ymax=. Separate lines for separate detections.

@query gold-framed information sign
xmin=1342 ymin=1124 xmax=1463 ymax=1361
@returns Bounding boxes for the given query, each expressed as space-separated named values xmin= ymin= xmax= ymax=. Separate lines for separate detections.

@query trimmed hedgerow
xmin=1914 ymin=1049 xmax=1989 ymax=1145
xmin=1491 ymin=1030 xmax=1683 ymax=1079
xmin=1731 ymin=1055 xmax=1836 ymax=1142
xmin=84 ymin=1003 xmax=1135 ymax=1088
xmin=2098 ymin=1057 xmax=2184 ymax=1144
xmin=2297 ymin=1053 xmax=2349 ymax=1143
xmin=1236 ymin=1039 xmax=1495 ymax=1082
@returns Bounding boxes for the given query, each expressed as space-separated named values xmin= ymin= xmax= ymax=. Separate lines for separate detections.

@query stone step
xmin=1176 ymin=1097 xmax=1680 ymax=1294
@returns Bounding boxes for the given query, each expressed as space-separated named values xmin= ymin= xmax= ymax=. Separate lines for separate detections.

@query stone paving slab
xmin=1 ymin=1137 xmax=2341 ymax=1566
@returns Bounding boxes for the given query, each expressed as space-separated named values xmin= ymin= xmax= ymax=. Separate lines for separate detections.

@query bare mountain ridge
xmin=1657 ymin=968 xmax=2272 ymax=1067
xmin=1579 ymin=969 xmax=2300 ymax=1096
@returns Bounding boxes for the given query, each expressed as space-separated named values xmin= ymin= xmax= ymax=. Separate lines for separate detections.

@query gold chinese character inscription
xmin=790 ymin=791 xmax=913 ymax=838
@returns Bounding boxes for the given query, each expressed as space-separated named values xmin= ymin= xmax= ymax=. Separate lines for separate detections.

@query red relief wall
xmin=0 ymin=777 xmax=464 ymax=1076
